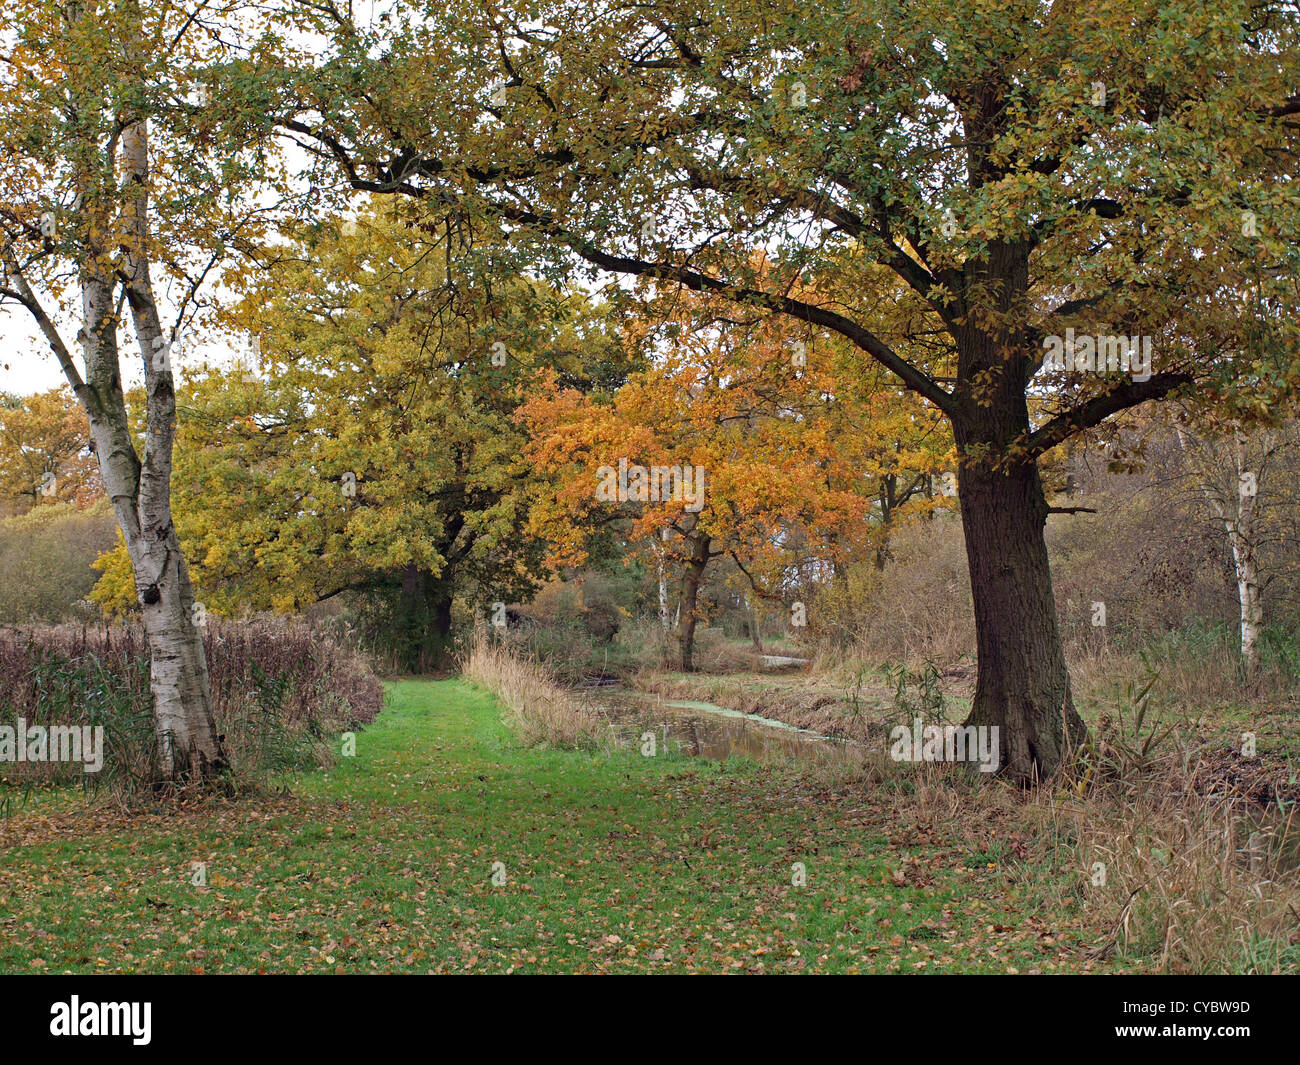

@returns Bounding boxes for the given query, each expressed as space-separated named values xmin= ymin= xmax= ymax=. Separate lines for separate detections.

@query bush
xmin=623 ymin=616 xmax=677 ymax=672
xmin=0 ymin=619 xmax=383 ymax=803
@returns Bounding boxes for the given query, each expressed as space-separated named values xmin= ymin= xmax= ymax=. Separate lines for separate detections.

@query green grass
xmin=0 ymin=679 xmax=1104 ymax=973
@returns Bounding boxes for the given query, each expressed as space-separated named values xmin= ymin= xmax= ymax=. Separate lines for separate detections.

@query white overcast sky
xmin=1 ymin=306 xmax=74 ymax=395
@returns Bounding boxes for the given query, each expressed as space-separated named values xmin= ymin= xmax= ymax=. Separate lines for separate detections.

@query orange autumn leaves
xmin=520 ymin=296 xmax=951 ymax=585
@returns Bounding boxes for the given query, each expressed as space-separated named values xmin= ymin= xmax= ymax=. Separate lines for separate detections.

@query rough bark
xmin=958 ymin=451 xmax=1086 ymax=781
xmin=950 ymin=242 xmax=1087 ymax=782
xmin=678 ymin=529 xmax=711 ymax=672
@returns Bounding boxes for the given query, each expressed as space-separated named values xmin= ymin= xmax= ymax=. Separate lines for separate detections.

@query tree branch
xmin=1023 ymin=372 xmax=1194 ymax=457
xmin=0 ymin=246 xmax=92 ymax=406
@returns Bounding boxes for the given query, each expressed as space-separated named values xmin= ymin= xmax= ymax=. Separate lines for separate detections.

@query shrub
xmin=0 ymin=619 xmax=383 ymax=803
xmin=813 ymin=517 xmax=974 ymax=669
xmin=623 ymin=616 xmax=677 ymax=672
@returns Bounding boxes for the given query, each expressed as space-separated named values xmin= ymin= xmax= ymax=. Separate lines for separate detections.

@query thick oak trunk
xmin=943 ymin=239 xmax=1087 ymax=783
xmin=956 ymin=436 xmax=1086 ymax=782
xmin=397 ymin=565 xmax=455 ymax=671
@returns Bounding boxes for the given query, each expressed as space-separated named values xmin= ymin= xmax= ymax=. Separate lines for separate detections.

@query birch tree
xmin=1175 ymin=423 xmax=1291 ymax=680
xmin=0 ymin=0 xmax=273 ymax=783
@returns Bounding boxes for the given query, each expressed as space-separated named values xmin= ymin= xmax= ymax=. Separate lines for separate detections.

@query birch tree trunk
xmin=111 ymin=119 xmax=227 ymax=783
xmin=656 ymin=529 xmax=670 ymax=632
xmin=11 ymin=113 xmax=224 ymax=785
xmin=0 ymin=1 xmax=230 ymax=786
xmin=1176 ymin=425 xmax=1268 ymax=681
xmin=1230 ymin=431 xmax=1263 ymax=680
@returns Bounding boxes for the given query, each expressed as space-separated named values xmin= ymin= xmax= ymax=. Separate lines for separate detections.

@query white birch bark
xmin=2 ymin=29 xmax=226 ymax=783
xmin=117 ymin=118 xmax=224 ymax=778
xmin=1230 ymin=432 xmax=1262 ymax=679
xmin=656 ymin=529 xmax=670 ymax=632
xmin=1176 ymin=424 xmax=1269 ymax=681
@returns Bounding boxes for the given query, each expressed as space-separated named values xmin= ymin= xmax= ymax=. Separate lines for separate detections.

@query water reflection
xmin=595 ymin=690 xmax=860 ymax=766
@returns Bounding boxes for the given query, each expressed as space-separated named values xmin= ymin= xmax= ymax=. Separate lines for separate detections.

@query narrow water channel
xmin=592 ymin=688 xmax=862 ymax=766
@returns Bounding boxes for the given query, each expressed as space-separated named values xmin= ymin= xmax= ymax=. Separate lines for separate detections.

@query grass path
xmin=0 ymin=679 xmax=1108 ymax=973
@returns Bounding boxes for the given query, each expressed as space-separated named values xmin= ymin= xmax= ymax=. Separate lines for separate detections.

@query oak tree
xmin=278 ymin=0 xmax=1300 ymax=779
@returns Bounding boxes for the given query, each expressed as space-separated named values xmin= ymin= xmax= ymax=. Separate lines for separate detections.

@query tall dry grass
xmin=822 ymin=748 xmax=1300 ymax=973
xmin=813 ymin=517 xmax=975 ymax=669
xmin=797 ymin=653 xmax=1300 ymax=972
xmin=461 ymin=633 xmax=608 ymax=749
xmin=1030 ymin=781 xmax=1300 ymax=973
xmin=810 ymin=509 xmax=1299 ymax=723
xmin=0 ymin=619 xmax=383 ymax=800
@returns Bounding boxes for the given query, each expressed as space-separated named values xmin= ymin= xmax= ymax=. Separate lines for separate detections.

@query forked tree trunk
xmin=4 ymin=13 xmax=227 ymax=788
xmin=78 ymin=271 xmax=226 ymax=785
xmin=103 ymin=119 xmax=227 ymax=785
